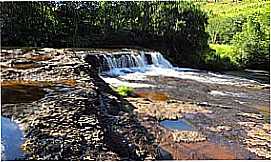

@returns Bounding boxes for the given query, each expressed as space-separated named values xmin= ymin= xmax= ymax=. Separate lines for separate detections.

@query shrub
xmin=203 ymin=1 xmax=269 ymax=44
xmin=115 ymin=85 xmax=134 ymax=97
xmin=204 ymin=44 xmax=239 ymax=71
xmin=232 ymin=13 xmax=270 ymax=70
xmin=202 ymin=1 xmax=270 ymax=70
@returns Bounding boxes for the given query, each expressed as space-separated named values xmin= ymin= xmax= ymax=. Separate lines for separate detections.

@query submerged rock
xmin=172 ymin=131 xmax=207 ymax=143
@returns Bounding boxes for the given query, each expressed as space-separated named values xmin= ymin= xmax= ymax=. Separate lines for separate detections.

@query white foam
xmin=234 ymin=100 xmax=246 ymax=104
xmin=106 ymin=67 xmax=259 ymax=86
xmin=147 ymin=51 xmax=173 ymax=68
xmin=210 ymin=90 xmax=228 ymax=96
xmin=101 ymin=76 xmax=155 ymax=88
xmin=99 ymin=50 xmax=262 ymax=87
xmin=209 ymin=90 xmax=250 ymax=98
xmin=1 ymin=141 xmax=6 ymax=160
xmin=174 ymin=67 xmax=199 ymax=71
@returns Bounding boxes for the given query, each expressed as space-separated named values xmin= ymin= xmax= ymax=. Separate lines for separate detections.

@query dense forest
xmin=1 ymin=1 xmax=209 ymax=68
xmin=1 ymin=1 xmax=270 ymax=70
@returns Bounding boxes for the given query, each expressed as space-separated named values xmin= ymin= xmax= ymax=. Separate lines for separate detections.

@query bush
xmin=232 ymin=13 xmax=270 ymax=70
xmin=204 ymin=53 xmax=237 ymax=71
xmin=209 ymin=44 xmax=239 ymax=65
xmin=204 ymin=44 xmax=239 ymax=71
xmin=202 ymin=1 xmax=270 ymax=70
xmin=115 ymin=86 xmax=134 ymax=97
xmin=203 ymin=1 xmax=268 ymax=44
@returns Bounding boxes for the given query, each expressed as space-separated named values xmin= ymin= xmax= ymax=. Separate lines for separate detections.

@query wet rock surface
xmin=126 ymin=96 xmax=267 ymax=160
xmin=1 ymin=48 xmax=270 ymax=160
xmin=1 ymin=48 xmax=157 ymax=160
xmin=123 ymin=77 xmax=270 ymax=159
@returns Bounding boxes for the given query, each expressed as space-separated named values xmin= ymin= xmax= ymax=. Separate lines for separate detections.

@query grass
xmin=257 ymin=106 xmax=270 ymax=124
xmin=199 ymin=0 xmax=269 ymax=19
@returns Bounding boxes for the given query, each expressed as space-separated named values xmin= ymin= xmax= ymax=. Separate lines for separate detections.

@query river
xmin=98 ymin=50 xmax=269 ymax=115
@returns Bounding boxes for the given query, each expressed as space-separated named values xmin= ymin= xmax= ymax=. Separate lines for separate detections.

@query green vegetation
xmin=1 ymin=1 xmax=209 ymax=68
xmin=1 ymin=1 xmax=269 ymax=70
xmin=200 ymin=0 xmax=270 ymax=70
xmin=209 ymin=44 xmax=236 ymax=61
xmin=115 ymin=86 xmax=134 ymax=97
xmin=204 ymin=44 xmax=238 ymax=70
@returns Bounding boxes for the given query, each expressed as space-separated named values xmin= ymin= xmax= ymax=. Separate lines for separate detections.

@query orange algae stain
xmin=56 ymin=79 xmax=77 ymax=87
xmin=0 ymin=65 xmax=9 ymax=69
xmin=1 ymin=86 xmax=46 ymax=104
xmin=160 ymin=141 xmax=236 ymax=160
xmin=1 ymin=80 xmax=47 ymax=104
xmin=12 ymin=63 xmax=42 ymax=69
xmin=1 ymin=79 xmax=77 ymax=88
xmin=25 ymin=54 xmax=52 ymax=61
xmin=181 ymin=142 xmax=236 ymax=160
xmin=135 ymin=91 xmax=169 ymax=101
xmin=1 ymin=79 xmax=77 ymax=104
xmin=1 ymin=80 xmax=48 ymax=88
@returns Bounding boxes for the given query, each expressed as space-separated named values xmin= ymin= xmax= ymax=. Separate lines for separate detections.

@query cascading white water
xmin=94 ymin=49 xmax=263 ymax=88
xmin=99 ymin=50 xmax=173 ymax=76
xmin=147 ymin=52 xmax=173 ymax=68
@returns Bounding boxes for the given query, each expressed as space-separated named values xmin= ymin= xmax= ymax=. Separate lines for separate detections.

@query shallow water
xmin=100 ymin=51 xmax=266 ymax=88
xmin=101 ymin=76 xmax=155 ymax=88
xmin=1 ymin=116 xmax=24 ymax=160
xmin=102 ymin=66 xmax=265 ymax=89
xmin=99 ymin=51 xmax=269 ymax=160
xmin=1 ymin=86 xmax=46 ymax=104
xmin=160 ymin=119 xmax=193 ymax=131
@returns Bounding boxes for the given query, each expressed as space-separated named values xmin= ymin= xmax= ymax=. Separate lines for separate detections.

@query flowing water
xmin=95 ymin=49 xmax=270 ymax=160
xmin=98 ymin=49 xmax=269 ymax=121
xmin=1 ymin=116 xmax=24 ymax=160
xmin=97 ymin=50 xmax=267 ymax=88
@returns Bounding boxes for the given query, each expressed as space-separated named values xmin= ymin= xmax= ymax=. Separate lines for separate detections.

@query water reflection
xmin=1 ymin=116 xmax=24 ymax=160
xmin=160 ymin=119 xmax=193 ymax=131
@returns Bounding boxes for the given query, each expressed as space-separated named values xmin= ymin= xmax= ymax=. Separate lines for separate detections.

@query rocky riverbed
xmin=118 ymin=75 xmax=270 ymax=159
xmin=1 ymin=48 xmax=159 ymax=160
xmin=1 ymin=48 xmax=270 ymax=160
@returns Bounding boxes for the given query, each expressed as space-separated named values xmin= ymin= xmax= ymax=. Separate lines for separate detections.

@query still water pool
xmin=160 ymin=119 xmax=193 ymax=131
xmin=1 ymin=116 xmax=24 ymax=160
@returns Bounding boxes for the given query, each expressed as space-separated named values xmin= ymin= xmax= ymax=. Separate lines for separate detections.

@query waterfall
xmin=94 ymin=50 xmax=173 ymax=75
xmin=96 ymin=49 xmax=264 ymax=87
xmin=147 ymin=52 xmax=173 ymax=68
